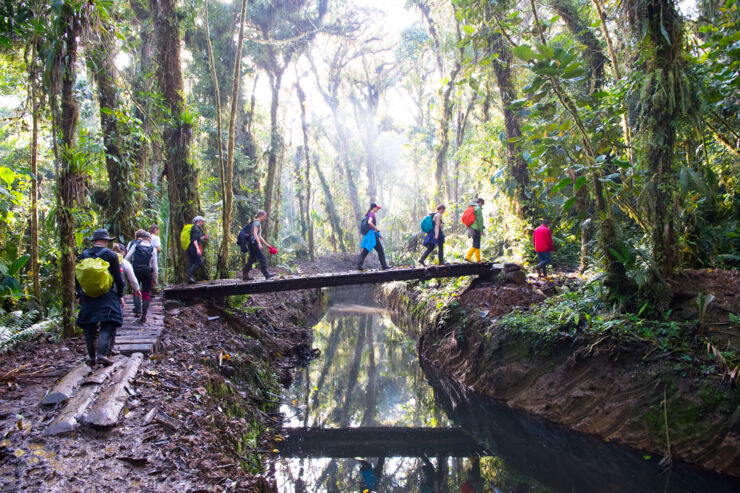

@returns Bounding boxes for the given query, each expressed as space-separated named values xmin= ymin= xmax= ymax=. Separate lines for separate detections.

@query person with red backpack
xmin=463 ymin=198 xmax=485 ymax=262
xmin=419 ymin=204 xmax=446 ymax=266
xmin=533 ymin=219 xmax=555 ymax=277
xmin=125 ymin=229 xmax=158 ymax=323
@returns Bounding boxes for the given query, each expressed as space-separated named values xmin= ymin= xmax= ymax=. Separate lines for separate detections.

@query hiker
xmin=464 ymin=198 xmax=485 ymax=263
xmin=186 ymin=216 xmax=209 ymax=283
xmin=75 ymin=229 xmax=125 ymax=367
xmin=112 ymin=243 xmax=141 ymax=312
xmin=419 ymin=204 xmax=446 ymax=266
xmin=125 ymin=229 xmax=158 ymax=323
xmin=241 ymin=210 xmax=275 ymax=280
xmin=356 ymin=203 xmax=390 ymax=271
xmin=149 ymin=224 xmax=162 ymax=254
xmin=533 ymin=219 xmax=554 ymax=277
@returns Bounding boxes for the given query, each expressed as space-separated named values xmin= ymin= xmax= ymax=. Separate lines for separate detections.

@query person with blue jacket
xmin=356 ymin=203 xmax=390 ymax=271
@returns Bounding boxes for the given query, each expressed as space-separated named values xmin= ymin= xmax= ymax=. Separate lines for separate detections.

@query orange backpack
xmin=461 ymin=206 xmax=476 ymax=227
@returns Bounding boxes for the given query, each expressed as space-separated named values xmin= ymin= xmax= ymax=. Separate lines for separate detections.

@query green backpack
xmin=420 ymin=213 xmax=435 ymax=233
xmin=75 ymin=254 xmax=113 ymax=298
xmin=180 ymin=224 xmax=193 ymax=251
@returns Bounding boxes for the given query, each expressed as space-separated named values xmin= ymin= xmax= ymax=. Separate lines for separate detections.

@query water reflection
xmin=275 ymin=301 xmax=740 ymax=492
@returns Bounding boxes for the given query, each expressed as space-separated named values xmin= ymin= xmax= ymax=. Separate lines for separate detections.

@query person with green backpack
xmin=419 ymin=204 xmax=446 ymax=266
xmin=75 ymin=229 xmax=125 ymax=367
xmin=185 ymin=216 xmax=209 ymax=284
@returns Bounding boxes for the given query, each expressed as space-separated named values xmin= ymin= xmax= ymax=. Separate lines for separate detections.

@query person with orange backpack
xmin=463 ymin=198 xmax=485 ymax=262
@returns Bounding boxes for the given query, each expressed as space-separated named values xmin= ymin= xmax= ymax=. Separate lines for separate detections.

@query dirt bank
xmin=0 ymin=286 xmax=324 ymax=492
xmin=377 ymin=270 xmax=740 ymax=477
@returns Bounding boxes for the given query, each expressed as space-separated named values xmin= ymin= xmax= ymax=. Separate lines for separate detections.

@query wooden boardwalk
xmin=164 ymin=262 xmax=501 ymax=301
xmin=41 ymin=294 xmax=164 ymax=435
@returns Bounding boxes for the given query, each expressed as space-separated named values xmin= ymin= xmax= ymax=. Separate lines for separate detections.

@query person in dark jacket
xmin=76 ymin=229 xmax=125 ymax=367
xmin=242 ymin=210 xmax=275 ymax=280
xmin=186 ymin=216 xmax=209 ymax=283
xmin=356 ymin=203 xmax=390 ymax=271
xmin=419 ymin=204 xmax=446 ymax=266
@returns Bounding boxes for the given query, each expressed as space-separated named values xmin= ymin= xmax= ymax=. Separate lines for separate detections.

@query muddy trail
xmin=0 ymin=279 xmax=324 ymax=492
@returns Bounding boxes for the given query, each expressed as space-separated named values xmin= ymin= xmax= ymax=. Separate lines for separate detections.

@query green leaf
xmin=101 ymin=107 xmax=114 ymax=115
xmin=563 ymin=197 xmax=577 ymax=211
xmin=513 ymin=44 xmax=535 ymax=61
xmin=536 ymin=43 xmax=554 ymax=59
xmin=0 ymin=167 xmax=16 ymax=186
xmin=9 ymin=255 xmax=29 ymax=276
xmin=462 ymin=25 xmax=475 ymax=35
xmin=551 ymin=177 xmax=572 ymax=194
xmin=659 ymin=22 xmax=671 ymax=46
xmin=574 ymin=176 xmax=587 ymax=191
xmin=562 ymin=67 xmax=586 ymax=79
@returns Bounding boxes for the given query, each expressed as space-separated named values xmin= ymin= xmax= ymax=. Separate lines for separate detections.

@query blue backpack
xmin=420 ymin=213 xmax=435 ymax=233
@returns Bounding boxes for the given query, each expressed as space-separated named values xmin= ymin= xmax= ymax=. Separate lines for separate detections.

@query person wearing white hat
xmin=186 ymin=216 xmax=209 ymax=283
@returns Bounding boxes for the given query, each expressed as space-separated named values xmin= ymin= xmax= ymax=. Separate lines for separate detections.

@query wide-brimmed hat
xmin=92 ymin=229 xmax=113 ymax=241
xmin=193 ymin=216 xmax=205 ymax=223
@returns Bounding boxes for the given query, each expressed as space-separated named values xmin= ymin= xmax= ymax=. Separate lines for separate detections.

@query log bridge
xmin=164 ymin=262 xmax=519 ymax=301
xmin=277 ymin=427 xmax=489 ymax=458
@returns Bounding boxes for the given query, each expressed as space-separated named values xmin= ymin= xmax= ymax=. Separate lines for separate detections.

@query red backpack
xmin=461 ymin=206 xmax=476 ymax=227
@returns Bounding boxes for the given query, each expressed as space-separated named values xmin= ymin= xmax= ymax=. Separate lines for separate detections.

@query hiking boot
xmin=264 ymin=273 xmax=275 ymax=280
xmin=418 ymin=259 xmax=426 ymax=266
xmin=187 ymin=275 xmax=196 ymax=284
xmin=97 ymin=356 xmax=114 ymax=367
xmin=85 ymin=357 xmax=96 ymax=368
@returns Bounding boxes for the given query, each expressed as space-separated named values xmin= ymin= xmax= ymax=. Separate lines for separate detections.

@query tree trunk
xmin=263 ymin=69 xmax=284 ymax=244
xmin=313 ymin=157 xmax=346 ymax=253
xmin=57 ymin=11 xmax=83 ymax=338
xmin=26 ymin=39 xmax=41 ymax=304
xmin=215 ymin=0 xmax=248 ymax=279
xmin=625 ymin=0 xmax=685 ymax=293
xmin=129 ymin=0 xmax=155 ymax=186
xmin=296 ymin=76 xmax=315 ymax=260
xmin=489 ymin=31 xmax=530 ymax=219
xmin=152 ymin=0 xmax=202 ymax=282
xmin=90 ymin=41 xmax=138 ymax=242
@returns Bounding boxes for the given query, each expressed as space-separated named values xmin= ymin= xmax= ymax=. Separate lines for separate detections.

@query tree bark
xmin=90 ymin=40 xmax=138 ymax=242
xmin=152 ymin=0 xmax=203 ymax=282
xmin=215 ymin=0 xmax=248 ymax=279
xmin=56 ymin=9 xmax=83 ymax=338
xmin=262 ymin=69 xmax=284 ymax=244
xmin=26 ymin=38 xmax=41 ymax=304
xmin=129 ymin=0 xmax=155 ymax=186
xmin=625 ymin=0 xmax=685 ymax=290
xmin=295 ymin=76 xmax=315 ymax=260
xmin=313 ymin=156 xmax=346 ymax=253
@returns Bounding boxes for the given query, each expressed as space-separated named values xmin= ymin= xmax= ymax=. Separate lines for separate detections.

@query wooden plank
xmin=44 ymin=360 xmax=124 ymax=435
xmin=278 ymin=427 xmax=488 ymax=458
xmin=165 ymin=262 xmax=499 ymax=300
xmin=114 ymin=344 xmax=154 ymax=354
xmin=82 ymin=353 xmax=144 ymax=427
xmin=40 ymin=363 xmax=92 ymax=406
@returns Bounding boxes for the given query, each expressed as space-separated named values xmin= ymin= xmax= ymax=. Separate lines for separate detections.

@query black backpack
xmin=132 ymin=241 xmax=154 ymax=272
xmin=236 ymin=224 xmax=253 ymax=253
xmin=360 ymin=216 xmax=371 ymax=235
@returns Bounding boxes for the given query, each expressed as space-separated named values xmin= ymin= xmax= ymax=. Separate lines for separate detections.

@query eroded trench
xmin=269 ymin=286 xmax=740 ymax=492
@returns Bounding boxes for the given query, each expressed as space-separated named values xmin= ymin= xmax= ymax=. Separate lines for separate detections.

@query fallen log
xmin=41 ymin=363 xmax=92 ymax=406
xmin=505 ymin=270 xmax=527 ymax=284
xmin=44 ymin=360 xmax=124 ymax=435
xmin=82 ymin=353 xmax=144 ymax=427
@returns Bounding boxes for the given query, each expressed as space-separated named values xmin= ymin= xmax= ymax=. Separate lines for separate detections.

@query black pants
xmin=470 ymin=228 xmax=481 ymax=249
xmin=357 ymin=240 xmax=388 ymax=269
xmin=187 ymin=249 xmax=204 ymax=278
xmin=243 ymin=243 xmax=269 ymax=278
xmin=420 ymin=243 xmax=444 ymax=264
xmin=82 ymin=321 xmax=117 ymax=360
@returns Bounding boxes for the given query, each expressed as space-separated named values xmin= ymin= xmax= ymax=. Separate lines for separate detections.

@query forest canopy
xmin=0 ymin=0 xmax=738 ymax=339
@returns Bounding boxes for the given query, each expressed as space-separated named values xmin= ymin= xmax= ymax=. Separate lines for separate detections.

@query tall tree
xmin=25 ymin=32 xmax=42 ymax=303
xmin=295 ymin=73 xmax=315 ymax=260
xmin=212 ymin=0 xmax=248 ymax=279
xmin=89 ymin=31 xmax=139 ymax=241
xmin=49 ymin=2 xmax=85 ymax=337
xmin=624 ymin=0 xmax=688 ymax=300
xmin=151 ymin=0 xmax=202 ymax=281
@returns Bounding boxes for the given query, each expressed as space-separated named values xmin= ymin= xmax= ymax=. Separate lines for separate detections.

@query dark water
xmin=275 ymin=298 xmax=740 ymax=492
